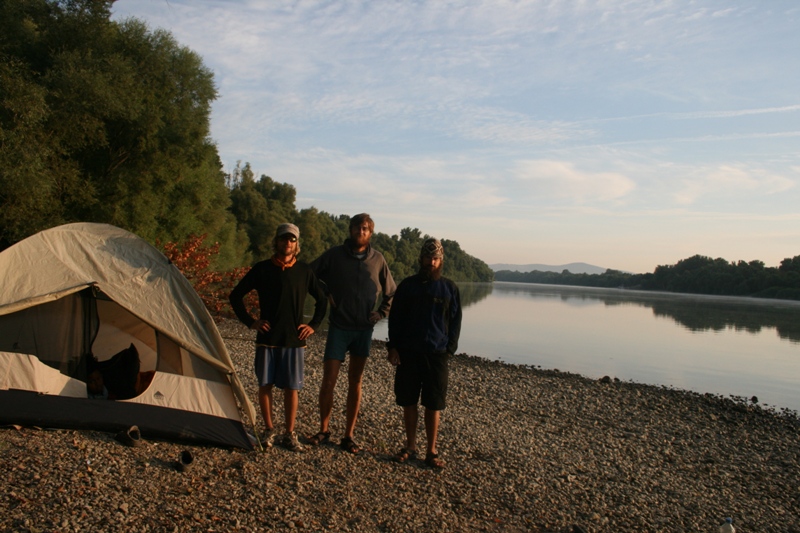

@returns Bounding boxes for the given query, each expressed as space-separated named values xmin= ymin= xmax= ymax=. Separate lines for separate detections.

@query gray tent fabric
xmin=0 ymin=223 xmax=257 ymax=449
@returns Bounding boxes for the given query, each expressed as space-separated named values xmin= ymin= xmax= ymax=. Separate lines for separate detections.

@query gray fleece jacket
xmin=310 ymin=239 xmax=396 ymax=330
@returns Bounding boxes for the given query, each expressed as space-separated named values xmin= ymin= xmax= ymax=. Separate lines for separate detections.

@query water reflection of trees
xmin=647 ymin=300 xmax=800 ymax=343
xmin=457 ymin=282 xmax=494 ymax=308
xmin=492 ymin=282 xmax=800 ymax=344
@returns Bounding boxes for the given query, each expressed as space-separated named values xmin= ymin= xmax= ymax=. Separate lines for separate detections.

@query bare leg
xmin=402 ymin=405 xmax=419 ymax=451
xmin=318 ymin=359 xmax=341 ymax=433
xmin=284 ymin=388 xmax=299 ymax=433
xmin=258 ymin=385 xmax=274 ymax=430
xmin=424 ymin=408 xmax=440 ymax=456
xmin=344 ymin=355 xmax=368 ymax=439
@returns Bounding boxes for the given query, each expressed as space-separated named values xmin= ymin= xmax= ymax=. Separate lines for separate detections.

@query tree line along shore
xmin=495 ymin=253 xmax=800 ymax=301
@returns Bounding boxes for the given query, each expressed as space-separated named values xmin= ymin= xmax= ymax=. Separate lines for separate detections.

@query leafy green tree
xmin=228 ymin=162 xmax=298 ymax=262
xmin=495 ymin=253 xmax=800 ymax=301
xmin=295 ymin=207 xmax=347 ymax=262
xmin=0 ymin=0 xmax=78 ymax=244
xmin=391 ymin=228 xmax=424 ymax=280
xmin=366 ymin=227 xmax=492 ymax=283
xmin=1 ymin=0 xmax=244 ymax=268
xmin=370 ymin=232 xmax=399 ymax=273
xmin=779 ymin=255 xmax=800 ymax=273
xmin=441 ymin=238 xmax=493 ymax=282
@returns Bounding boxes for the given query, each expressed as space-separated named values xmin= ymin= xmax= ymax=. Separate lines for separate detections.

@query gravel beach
xmin=2 ymin=317 xmax=799 ymax=532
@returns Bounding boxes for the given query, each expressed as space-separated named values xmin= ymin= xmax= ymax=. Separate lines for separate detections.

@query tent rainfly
xmin=0 ymin=223 xmax=257 ymax=449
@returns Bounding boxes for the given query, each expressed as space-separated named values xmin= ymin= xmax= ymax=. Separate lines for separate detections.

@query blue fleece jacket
xmin=388 ymin=273 xmax=462 ymax=355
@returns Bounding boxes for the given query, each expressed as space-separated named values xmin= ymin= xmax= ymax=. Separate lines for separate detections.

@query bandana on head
xmin=420 ymin=238 xmax=444 ymax=259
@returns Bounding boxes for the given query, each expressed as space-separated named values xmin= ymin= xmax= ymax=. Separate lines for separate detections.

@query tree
xmin=228 ymin=164 xmax=298 ymax=263
xmin=779 ymin=255 xmax=800 ymax=273
xmin=366 ymin=228 xmax=493 ymax=283
xmin=295 ymin=207 xmax=346 ymax=263
xmin=0 ymin=0 xmax=244 ymax=268
xmin=495 ymin=254 xmax=800 ymax=301
xmin=0 ymin=0 xmax=81 ymax=243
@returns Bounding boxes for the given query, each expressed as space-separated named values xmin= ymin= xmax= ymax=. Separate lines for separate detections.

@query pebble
xmin=1 ymin=317 xmax=798 ymax=532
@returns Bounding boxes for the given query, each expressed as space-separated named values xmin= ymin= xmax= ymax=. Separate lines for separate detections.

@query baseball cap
xmin=275 ymin=223 xmax=300 ymax=239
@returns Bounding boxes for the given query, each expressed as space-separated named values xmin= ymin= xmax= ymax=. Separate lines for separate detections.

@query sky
xmin=111 ymin=1 xmax=800 ymax=273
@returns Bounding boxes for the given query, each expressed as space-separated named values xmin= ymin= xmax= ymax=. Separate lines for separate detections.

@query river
xmin=372 ymin=282 xmax=800 ymax=413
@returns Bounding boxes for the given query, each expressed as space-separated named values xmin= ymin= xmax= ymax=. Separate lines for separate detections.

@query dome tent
xmin=0 ymin=223 xmax=256 ymax=449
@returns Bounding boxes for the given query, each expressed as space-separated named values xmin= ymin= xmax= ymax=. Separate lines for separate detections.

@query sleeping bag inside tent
xmin=0 ymin=223 xmax=257 ymax=449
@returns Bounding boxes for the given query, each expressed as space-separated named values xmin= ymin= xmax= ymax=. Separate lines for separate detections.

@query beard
xmin=273 ymin=238 xmax=298 ymax=258
xmin=419 ymin=261 xmax=443 ymax=281
xmin=350 ymin=233 xmax=371 ymax=249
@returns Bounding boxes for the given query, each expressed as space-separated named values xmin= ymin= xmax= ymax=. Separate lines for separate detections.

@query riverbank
xmin=2 ymin=318 xmax=798 ymax=532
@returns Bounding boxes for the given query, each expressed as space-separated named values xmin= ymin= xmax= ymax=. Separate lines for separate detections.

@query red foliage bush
xmin=159 ymin=235 xmax=256 ymax=319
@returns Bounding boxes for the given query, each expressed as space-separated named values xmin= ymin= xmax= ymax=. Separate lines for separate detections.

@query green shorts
xmin=323 ymin=324 xmax=373 ymax=361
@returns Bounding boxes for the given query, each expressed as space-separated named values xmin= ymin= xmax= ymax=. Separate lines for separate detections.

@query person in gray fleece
xmin=307 ymin=213 xmax=396 ymax=454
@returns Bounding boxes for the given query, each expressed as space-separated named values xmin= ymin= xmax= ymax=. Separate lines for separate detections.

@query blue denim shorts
xmin=255 ymin=345 xmax=304 ymax=390
xmin=323 ymin=324 xmax=373 ymax=361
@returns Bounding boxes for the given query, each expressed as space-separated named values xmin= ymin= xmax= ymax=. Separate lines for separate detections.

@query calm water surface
xmin=372 ymin=282 xmax=800 ymax=413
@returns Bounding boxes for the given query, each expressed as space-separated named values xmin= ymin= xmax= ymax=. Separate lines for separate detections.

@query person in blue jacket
xmin=387 ymin=238 xmax=462 ymax=469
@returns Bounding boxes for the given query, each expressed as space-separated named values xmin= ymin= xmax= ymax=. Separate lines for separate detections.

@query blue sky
xmin=112 ymin=1 xmax=800 ymax=273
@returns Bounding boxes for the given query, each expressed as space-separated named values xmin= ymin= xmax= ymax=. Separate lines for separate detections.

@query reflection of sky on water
xmin=490 ymin=282 xmax=800 ymax=343
xmin=373 ymin=282 xmax=800 ymax=412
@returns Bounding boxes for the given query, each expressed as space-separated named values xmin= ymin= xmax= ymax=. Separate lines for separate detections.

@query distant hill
xmin=489 ymin=262 xmax=608 ymax=275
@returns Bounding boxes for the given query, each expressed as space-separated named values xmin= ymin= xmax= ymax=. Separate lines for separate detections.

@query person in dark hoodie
xmin=230 ymin=223 xmax=326 ymax=452
xmin=386 ymin=238 xmax=462 ymax=469
xmin=307 ymin=213 xmax=396 ymax=454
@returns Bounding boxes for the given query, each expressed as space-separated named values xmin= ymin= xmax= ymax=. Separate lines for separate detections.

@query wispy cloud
xmin=512 ymin=160 xmax=636 ymax=203
xmin=674 ymin=165 xmax=796 ymax=205
xmin=112 ymin=0 xmax=800 ymax=272
xmin=584 ymin=105 xmax=800 ymax=124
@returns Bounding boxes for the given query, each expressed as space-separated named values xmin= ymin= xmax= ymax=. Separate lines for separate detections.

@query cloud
xmin=454 ymin=184 xmax=506 ymax=208
xmin=674 ymin=165 xmax=796 ymax=205
xmin=111 ymin=1 xmax=800 ymax=272
xmin=512 ymin=160 xmax=636 ymax=203
xmin=261 ymin=148 xmax=509 ymax=214
xmin=579 ymin=104 xmax=800 ymax=124
xmin=666 ymin=105 xmax=800 ymax=120
xmin=711 ymin=8 xmax=737 ymax=18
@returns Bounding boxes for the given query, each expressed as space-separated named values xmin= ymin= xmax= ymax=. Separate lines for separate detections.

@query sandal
xmin=340 ymin=436 xmax=360 ymax=454
xmin=425 ymin=452 xmax=445 ymax=469
xmin=394 ymin=447 xmax=417 ymax=463
xmin=307 ymin=431 xmax=331 ymax=446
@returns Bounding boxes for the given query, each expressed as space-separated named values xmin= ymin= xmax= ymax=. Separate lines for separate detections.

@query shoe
xmin=114 ymin=426 xmax=142 ymax=447
xmin=394 ymin=447 xmax=417 ymax=463
xmin=340 ymin=436 xmax=360 ymax=454
xmin=283 ymin=431 xmax=304 ymax=452
xmin=425 ymin=451 xmax=445 ymax=469
xmin=176 ymin=450 xmax=194 ymax=472
xmin=261 ymin=428 xmax=276 ymax=448
xmin=307 ymin=431 xmax=331 ymax=446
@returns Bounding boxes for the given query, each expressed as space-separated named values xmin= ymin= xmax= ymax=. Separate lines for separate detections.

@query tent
xmin=0 ymin=223 xmax=257 ymax=449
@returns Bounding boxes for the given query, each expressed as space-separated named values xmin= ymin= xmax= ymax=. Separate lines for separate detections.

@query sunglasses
xmin=279 ymin=235 xmax=297 ymax=242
